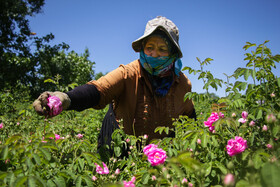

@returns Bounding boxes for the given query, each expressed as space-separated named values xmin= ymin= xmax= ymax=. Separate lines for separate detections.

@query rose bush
xmin=0 ymin=41 xmax=279 ymax=186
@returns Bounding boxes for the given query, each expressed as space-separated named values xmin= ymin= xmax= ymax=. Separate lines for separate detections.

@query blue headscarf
xmin=139 ymin=50 xmax=183 ymax=96
xmin=139 ymin=50 xmax=182 ymax=77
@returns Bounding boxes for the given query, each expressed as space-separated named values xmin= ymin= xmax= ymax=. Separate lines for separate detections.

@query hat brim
xmin=132 ymin=26 xmax=183 ymax=58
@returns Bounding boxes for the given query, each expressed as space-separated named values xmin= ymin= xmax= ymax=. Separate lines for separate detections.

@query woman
xmin=33 ymin=16 xmax=196 ymax=156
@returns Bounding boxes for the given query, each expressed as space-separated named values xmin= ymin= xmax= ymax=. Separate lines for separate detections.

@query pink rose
xmin=204 ymin=112 xmax=220 ymax=132
xmin=266 ymin=144 xmax=273 ymax=149
xmin=152 ymin=175 xmax=157 ymax=181
xmin=55 ymin=134 xmax=60 ymax=140
xmin=143 ymin=144 xmax=158 ymax=155
xmin=197 ymin=139 xmax=201 ymax=144
xmin=143 ymin=134 xmax=148 ymax=139
xmin=123 ymin=181 xmax=135 ymax=187
xmin=238 ymin=118 xmax=247 ymax=124
xmin=224 ymin=173 xmax=235 ymax=186
xmin=115 ymin=168 xmax=120 ymax=175
xmin=241 ymin=111 xmax=248 ymax=119
xmin=47 ymin=96 xmax=63 ymax=116
xmin=249 ymin=121 xmax=255 ymax=127
xmin=262 ymin=125 xmax=268 ymax=131
xmin=76 ymin=133 xmax=83 ymax=139
xmin=231 ymin=113 xmax=236 ymax=117
xmin=92 ymin=176 xmax=97 ymax=181
xmin=226 ymin=136 xmax=247 ymax=156
xmin=0 ymin=123 xmax=3 ymax=129
xmin=95 ymin=162 xmax=109 ymax=174
xmin=147 ymin=148 xmax=167 ymax=166
xmin=182 ymin=178 xmax=188 ymax=184
xmin=123 ymin=176 xmax=136 ymax=187
xmin=266 ymin=114 xmax=276 ymax=123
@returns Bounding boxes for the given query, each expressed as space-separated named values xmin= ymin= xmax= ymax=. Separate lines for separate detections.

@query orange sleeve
xmin=87 ymin=65 xmax=127 ymax=109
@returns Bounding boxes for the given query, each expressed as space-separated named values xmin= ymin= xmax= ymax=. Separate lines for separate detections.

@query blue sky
xmin=29 ymin=0 xmax=280 ymax=97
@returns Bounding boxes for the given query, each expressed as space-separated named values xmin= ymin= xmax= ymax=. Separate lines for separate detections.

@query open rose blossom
xmin=147 ymin=148 xmax=167 ymax=166
xmin=143 ymin=144 xmax=158 ymax=155
xmin=47 ymin=96 xmax=63 ymax=116
xmin=204 ymin=112 xmax=220 ymax=132
xmin=226 ymin=136 xmax=247 ymax=156
xmin=123 ymin=176 xmax=136 ymax=187
xmin=95 ymin=162 xmax=109 ymax=174
xmin=55 ymin=134 xmax=60 ymax=140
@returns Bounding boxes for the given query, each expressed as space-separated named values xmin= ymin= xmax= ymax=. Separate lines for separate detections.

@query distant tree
xmin=208 ymin=92 xmax=219 ymax=99
xmin=35 ymin=48 xmax=95 ymax=95
xmin=0 ymin=0 xmax=43 ymax=89
xmin=94 ymin=72 xmax=106 ymax=80
xmin=0 ymin=0 xmax=45 ymax=55
xmin=0 ymin=0 xmax=95 ymax=98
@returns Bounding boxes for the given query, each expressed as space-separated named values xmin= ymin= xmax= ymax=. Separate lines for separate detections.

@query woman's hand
xmin=33 ymin=91 xmax=71 ymax=117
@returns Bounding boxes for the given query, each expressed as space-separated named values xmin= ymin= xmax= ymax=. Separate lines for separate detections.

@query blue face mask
xmin=139 ymin=50 xmax=182 ymax=77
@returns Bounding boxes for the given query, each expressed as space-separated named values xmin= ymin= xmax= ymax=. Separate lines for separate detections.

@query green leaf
xmin=78 ymin=158 xmax=84 ymax=171
xmin=243 ymin=42 xmax=256 ymax=50
xmin=244 ymin=69 xmax=250 ymax=81
xmin=211 ymin=136 xmax=218 ymax=147
xmin=75 ymin=175 xmax=82 ymax=187
xmin=201 ymin=133 xmax=207 ymax=148
xmin=204 ymin=162 xmax=212 ymax=176
xmin=214 ymin=161 xmax=227 ymax=174
xmin=38 ymin=147 xmax=51 ymax=161
xmin=44 ymin=79 xmax=55 ymax=84
xmin=177 ymin=152 xmax=201 ymax=171
xmin=29 ymin=176 xmax=46 ymax=187
xmin=273 ymin=125 xmax=280 ymax=137
xmin=236 ymin=179 xmax=250 ymax=187
xmin=0 ymin=145 xmax=8 ymax=160
xmin=256 ymin=109 xmax=263 ymax=120
xmin=33 ymin=153 xmax=41 ymax=165
xmin=13 ymin=176 xmax=28 ymax=187
xmin=141 ymin=173 xmax=150 ymax=184
xmin=164 ymin=127 xmax=169 ymax=135
xmin=277 ymin=77 xmax=280 ymax=87
xmin=59 ymin=170 xmax=76 ymax=180
xmin=54 ymin=176 xmax=66 ymax=187
xmin=27 ymin=176 xmax=37 ymax=187
xmin=82 ymin=175 xmax=94 ymax=187
xmin=81 ymin=152 xmax=99 ymax=164
xmin=5 ymin=135 xmax=22 ymax=145
xmin=261 ymin=162 xmax=280 ymax=187
xmin=196 ymin=57 xmax=201 ymax=63
xmin=47 ymin=179 xmax=56 ymax=187
xmin=253 ymin=154 xmax=262 ymax=169
xmin=0 ymin=171 xmax=8 ymax=180
xmin=241 ymin=150 xmax=250 ymax=161
xmin=41 ymin=143 xmax=58 ymax=151
xmin=114 ymin=147 xmax=121 ymax=157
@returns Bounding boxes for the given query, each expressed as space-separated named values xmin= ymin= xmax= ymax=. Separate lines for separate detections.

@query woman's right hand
xmin=33 ymin=91 xmax=71 ymax=117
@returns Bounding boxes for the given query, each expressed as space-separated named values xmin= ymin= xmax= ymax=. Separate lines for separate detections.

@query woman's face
xmin=144 ymin=36 xmax=170 ymax=57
